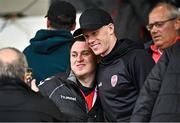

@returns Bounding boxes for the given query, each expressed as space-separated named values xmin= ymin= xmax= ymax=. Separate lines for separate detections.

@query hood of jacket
xmin=101 ymin=38 xmax=144 ymax=65
xmin=29 ymin=29 xmax=73 ymax=54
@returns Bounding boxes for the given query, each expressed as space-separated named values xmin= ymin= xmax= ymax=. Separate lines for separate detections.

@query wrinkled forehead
xmin=149 ymin=7 xmax=170 ymax=21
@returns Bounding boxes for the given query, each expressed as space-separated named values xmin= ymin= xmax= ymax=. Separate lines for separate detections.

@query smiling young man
xmin=78 ymin=8 xmax=155 ymax=122
xmin=38 ymin=30 xmax=104 ymax=122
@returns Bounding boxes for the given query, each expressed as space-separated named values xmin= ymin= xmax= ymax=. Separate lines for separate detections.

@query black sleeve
xmin=130 ymin=51 xmax=169 ymax=122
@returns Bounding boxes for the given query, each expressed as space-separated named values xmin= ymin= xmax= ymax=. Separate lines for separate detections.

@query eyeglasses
xmin=146 ymin=17 xmax=177 ymax=31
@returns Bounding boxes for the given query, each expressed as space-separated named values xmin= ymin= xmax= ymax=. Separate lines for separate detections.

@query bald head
xmin=0 ymin=49 xmax=19 ymax=64
xmin=149 ymin=2 xmax=180 ymax=20
xmin=0 ymin=47 xmax=28 ymax=80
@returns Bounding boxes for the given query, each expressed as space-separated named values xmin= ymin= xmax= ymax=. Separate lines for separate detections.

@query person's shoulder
xmin=38 ymin=76 xmax=56 ymax=87
xmin=38 ymin=72 xmax=68 ymax=96
xmin=39 ymin=72 xmax=67 ymax=86
xmin=122 ymin=44 xmax=154 ymax=65
xmin=132 ymin=48 xmax=154 ymax=61
xmin=169 ymin=39 xmax=180 ymax=50
xmin=23 ymin=45 xmax=32 ymax=54
xmin=38 ymin=75 xmax=61 ymax=90
xmin=165 ymin=40 xmax=180 ymax=58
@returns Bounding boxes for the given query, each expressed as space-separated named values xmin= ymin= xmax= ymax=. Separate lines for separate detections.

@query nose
xmin=77 ymin=54 xmax=83 ymax=62
xmin=86 ymin=36 xmax=95 ymax=44
xmin=150 ymin=25 xmax=158 ymax=34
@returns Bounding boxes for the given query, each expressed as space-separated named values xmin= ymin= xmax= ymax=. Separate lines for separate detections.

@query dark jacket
xmin=97 ymin=39 xmax=155 ymax=122
xmin=39 ymin=72 xmax=104 ymax=122
xmin=131 ymin=39 xmax=180 ymax=122
xmin=0 ymin=77 xmax=62 ymax=122
xmin=23 ymin=29 xmax=73 ymax=83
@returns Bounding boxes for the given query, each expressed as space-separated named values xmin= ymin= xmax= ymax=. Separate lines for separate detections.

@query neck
xmin=101 ymin=35 xmax=117 ymax=57
xmin=77 ymin=73 xmax=95 ymax=88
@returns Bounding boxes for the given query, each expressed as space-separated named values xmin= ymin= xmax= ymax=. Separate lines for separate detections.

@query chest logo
xmin=98 ymin=82 xmax=102 ymax=87
xmin=111 ymin=75 xmax=118 ymax=87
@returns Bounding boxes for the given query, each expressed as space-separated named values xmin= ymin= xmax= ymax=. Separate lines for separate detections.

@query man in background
xmin=0 ymin=47 xmax=62 ymax=122
xmin=145 ymin=2 xmax=180 ymax=63
xmin=23 ymin=1 xmax=76 ymax=84
xmin=131 ymin=37 xmax=180 ymax=122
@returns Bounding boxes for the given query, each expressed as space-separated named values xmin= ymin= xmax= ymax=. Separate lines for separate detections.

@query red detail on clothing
xmin=150 ymin=44 xmax=162 ymax=63
xmin=81 ymin=90 xmax=95 ymax=111
xmin=175 ymin=36 xmax=180 ymax=41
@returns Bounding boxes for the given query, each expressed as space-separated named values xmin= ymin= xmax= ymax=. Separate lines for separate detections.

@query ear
xmin=107 ymin=23 xmax=115 ymax=35
xmin=70 ymin=22 xmax=76 ymax=31
xmin=174 ymin=17 xmax=180 ymax=30
xmin=46 ymin=19 xmax=51 ymax=28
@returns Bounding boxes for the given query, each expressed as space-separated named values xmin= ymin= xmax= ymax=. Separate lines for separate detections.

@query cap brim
xmin=73 ymin=28 xmax=83 ymax=37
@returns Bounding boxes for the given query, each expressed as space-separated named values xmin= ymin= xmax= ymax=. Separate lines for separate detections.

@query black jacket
xmin=0 ymin=77 xmax=62 ymax=122
xmin=97 ymin=39 xmax=155 ymax=122
xmin=131 ymin=40 xmax=180 ymax=122
xmin=39 ymin=72 xmax=104 ymax=122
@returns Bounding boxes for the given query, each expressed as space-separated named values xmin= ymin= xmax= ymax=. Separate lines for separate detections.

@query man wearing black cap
xmin=23 ymin=1 xmax=76 ymax=84
xmin=79 ymin=8 xmax=155 ymax=122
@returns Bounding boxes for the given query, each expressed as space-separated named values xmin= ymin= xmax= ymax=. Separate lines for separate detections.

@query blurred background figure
xmin=23 ymin=1 xmax=77 ymax=84
xmin=0 ymin=47 xmax=62 ymax=122
xmin=145 ymin=2 xmax=180 ymax=63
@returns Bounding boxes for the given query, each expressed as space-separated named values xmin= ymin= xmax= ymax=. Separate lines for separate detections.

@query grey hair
xmin=151 ymin=2 xmax=180 ymax=19
xmin=0 ymin=47 xmax=28 ymax=80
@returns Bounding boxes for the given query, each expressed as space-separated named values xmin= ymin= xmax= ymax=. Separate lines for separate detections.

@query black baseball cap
xmin=79 ymin=8 xmax=113 ymax=30
xmin=69 ymin=29 xmax=85 ymax=49
xmin=45 ymin=1 xmax=76 ymax=25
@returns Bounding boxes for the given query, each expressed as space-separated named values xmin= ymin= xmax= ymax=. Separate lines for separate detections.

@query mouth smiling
xmin=90 ymin=43 xmax=99 ymax=51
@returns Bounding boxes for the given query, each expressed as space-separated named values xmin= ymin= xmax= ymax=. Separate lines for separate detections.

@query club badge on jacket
xmin=111 ymin=75 xmax=118 ymax=87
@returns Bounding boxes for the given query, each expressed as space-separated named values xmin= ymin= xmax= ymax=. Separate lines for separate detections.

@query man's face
xmin=148 ymin=7 xmax=180 ymax=50
xmin=70 ymin=41 xmax=97 ymax=78
xmin=83 ymin=24 xmax=115 ymax=57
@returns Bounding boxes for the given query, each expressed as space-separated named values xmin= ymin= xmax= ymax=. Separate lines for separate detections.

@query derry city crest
xmin=111 ymin=75 xmax=118 ymax=87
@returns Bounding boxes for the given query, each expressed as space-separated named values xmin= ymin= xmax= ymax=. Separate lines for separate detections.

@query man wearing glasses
xmin=130 ymin=2 xmax=180 ymax=122
xmin=145 ymin=2 xmax=180 ymax=63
